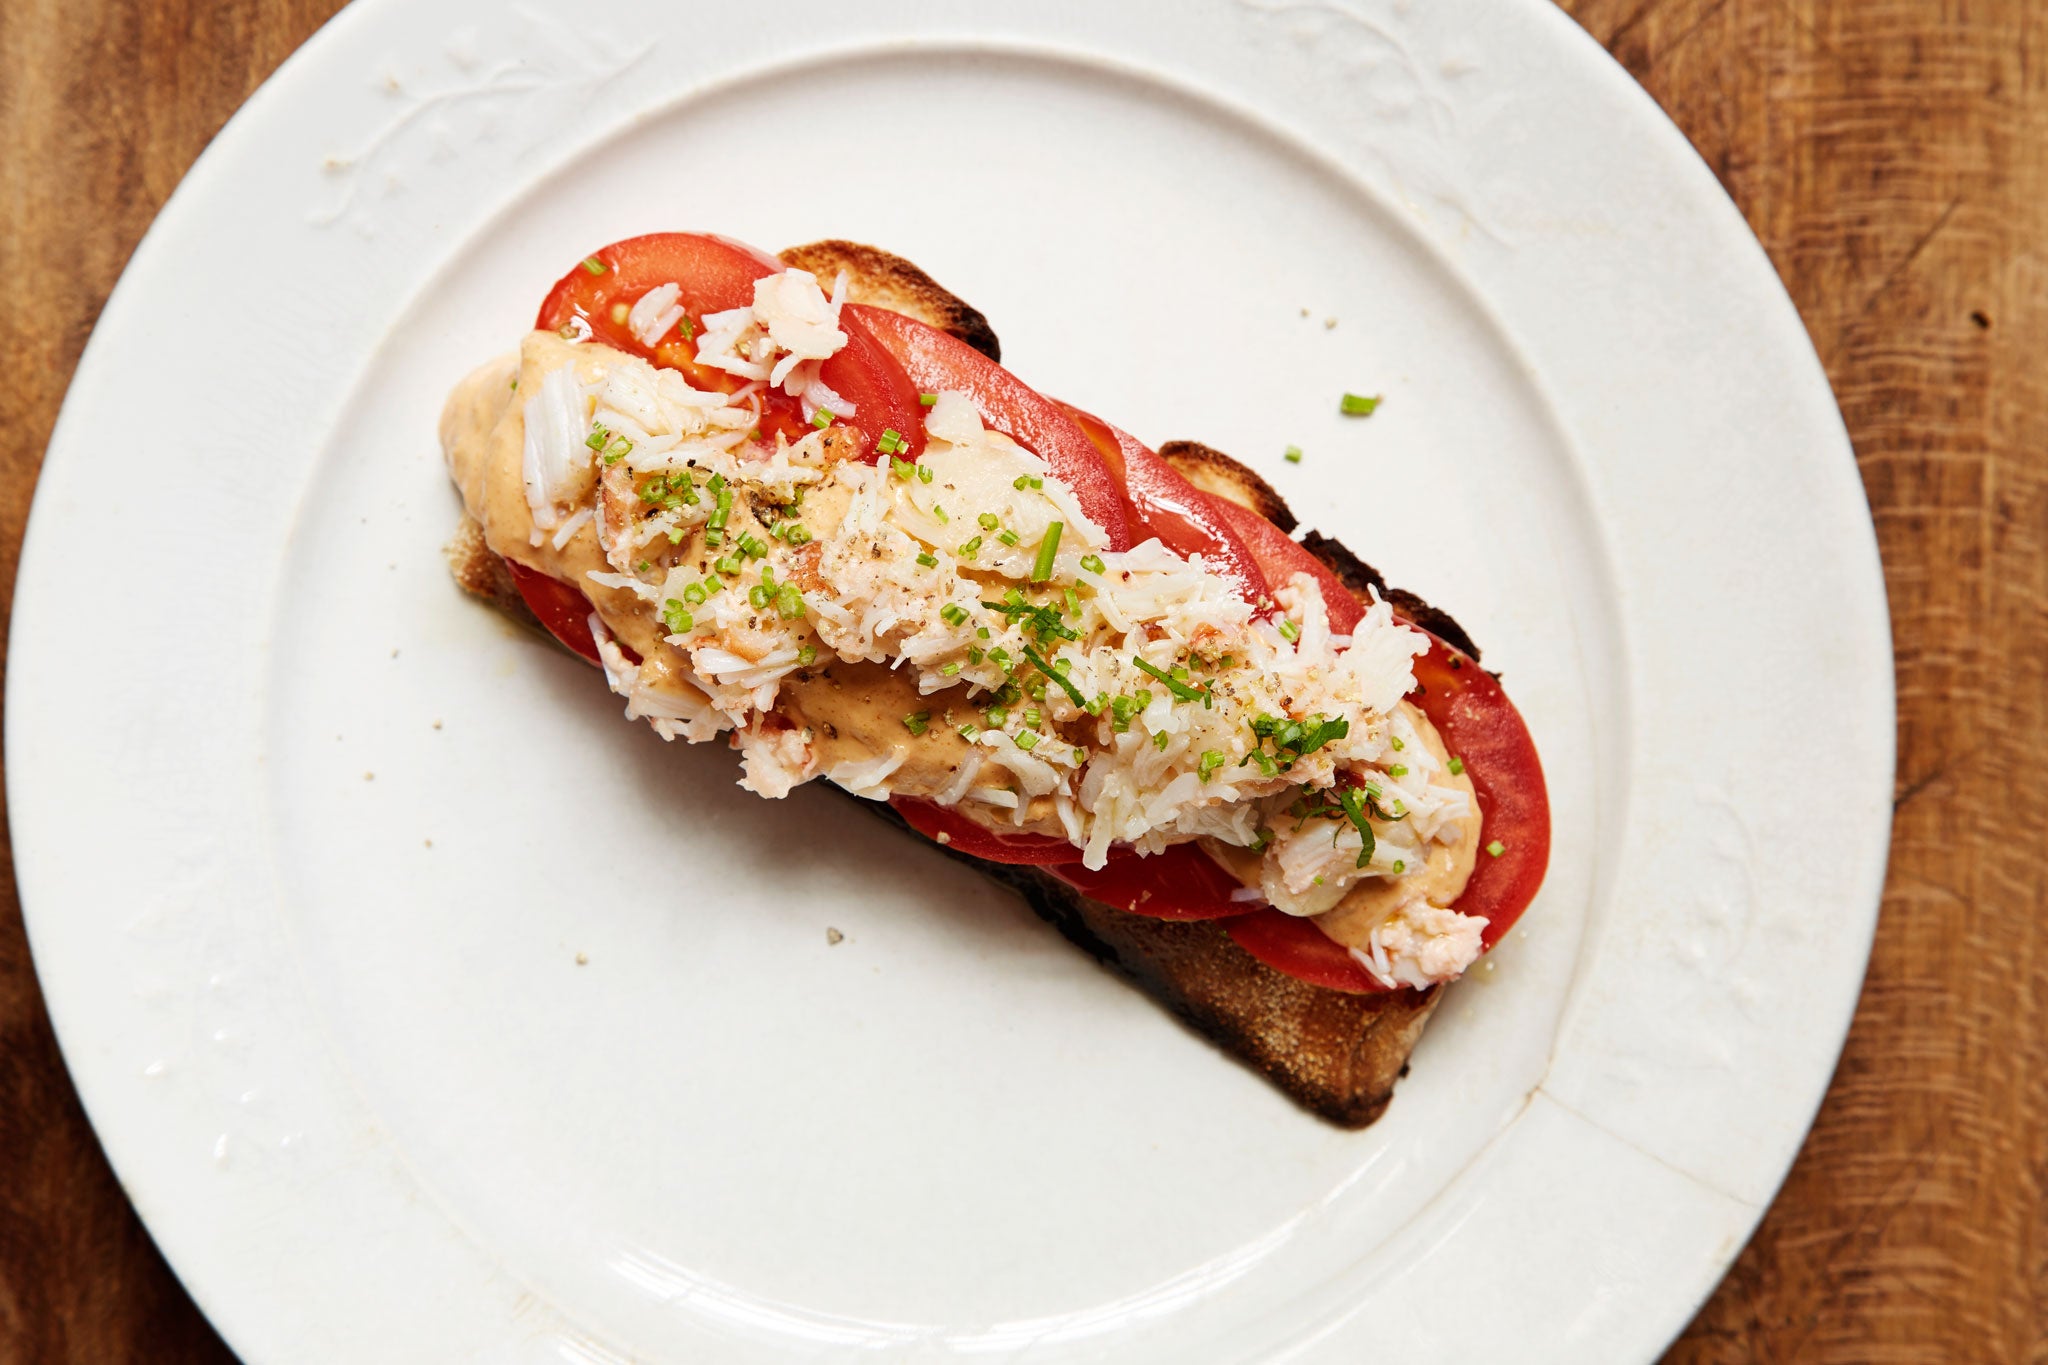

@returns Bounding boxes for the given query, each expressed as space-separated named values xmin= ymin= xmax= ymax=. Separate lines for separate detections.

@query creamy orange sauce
xmin=1200 ymin=700 xmax=1480 ymax=948
xmin=441 ymin=334 xmax=1057 ymax=819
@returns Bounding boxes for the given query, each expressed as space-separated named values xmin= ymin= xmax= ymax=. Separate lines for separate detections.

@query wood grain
xmin=1 ymin=0 xmax=2039 ymax=1359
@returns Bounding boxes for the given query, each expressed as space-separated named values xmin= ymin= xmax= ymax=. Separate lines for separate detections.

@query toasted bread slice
xmin=444 ymin=243 xmax=1472 ymax=1126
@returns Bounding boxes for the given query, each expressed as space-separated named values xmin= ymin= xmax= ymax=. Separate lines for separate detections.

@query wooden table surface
xmin=2 ymin=0 xmax=2041 ymax=1359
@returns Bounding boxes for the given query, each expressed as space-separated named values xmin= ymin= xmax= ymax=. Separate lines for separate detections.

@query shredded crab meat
xmin=1351 ymin=901 xmax=1489 ymax=990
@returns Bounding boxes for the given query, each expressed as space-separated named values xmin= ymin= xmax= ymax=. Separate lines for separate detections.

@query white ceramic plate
xmin=10 ymin=1 xmax=1892 ymax=1360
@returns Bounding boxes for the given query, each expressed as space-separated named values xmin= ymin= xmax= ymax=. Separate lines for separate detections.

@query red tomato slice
xmin=1227 ymin=909 xmax=1392 ymax=991
xmin=1407 ymin=633 xmax=1550 ymax=949
xmin=1046 ymin=843 xmax=1263 ymax=920
xmin=848 ymin=305 xmax=1134 ymax=551
xmin=536 ymin=233 xmax=926 ymax=459
xmin=1058 ymin=404 xmax=1270 ymax=607
xmin=505 ymin=559 xmax=606 ymax=665
xmin=1204 ymin=495 xmax=1364 ymax=634
xmin=891 ymin=797 xmax=1082 ymax=865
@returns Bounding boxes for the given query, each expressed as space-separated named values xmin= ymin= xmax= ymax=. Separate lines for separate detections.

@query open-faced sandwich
xmin=440 ymin=233 xmax=1549 ymax=1127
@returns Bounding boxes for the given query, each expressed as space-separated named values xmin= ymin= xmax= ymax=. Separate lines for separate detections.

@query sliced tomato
xmin=504 ymin=559 xmax=607 ymax=665
xmin=1045 ymin=843 xmax=1262 ymax=920
xmin=848 ymin=305 xmax=1133 ymax=551
xmin=1407 ymin=633 xmax=1550 ymax=948
xmin=1058 ymin=404 xmax=1270 ymax=607
xmin=1226 ymin=910 xmax=1392 ymax=992
xmin=1204 ymin=495 xmax=1364 ymax=634
xmin=891 ymin=797 xmax=1082 ymax=865
xmin=535 ymin=233 xmax=926 ymax=458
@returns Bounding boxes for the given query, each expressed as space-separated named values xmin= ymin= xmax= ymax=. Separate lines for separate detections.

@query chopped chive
xmin=681 ymin=582 xmax=707 ymax=606
xmin=976 ymin=626 xmax=991 ymax=639
xmin=748 ymin=585 xmax=772 ymax=609
xmin=1487 ymin=839 xmax=1506 ymax=857
xmin=1079 ymin=553 xmax=1105 ymax=575
xmin=1333 ymin=788 xmax=1378 ymax=868
xmin=1447 ymin=755 xmax=1465 ymax=775
xmin=1014 ymin=731 xmax=1039 ymax=751
xmin=1153 ymin=731 xmax=1170 ymax=751
xmin=968 ymin=646 xmax=985 ymax=664
xmin=1278 ymin=618 xmax=1301 ymax=643
xmin=660 ymin=600 xmax=692 ymax=633
xmin=811 ymin=409 xmax=835 ymax=429
xmin=1284 ymin=445 xmax=1303 ymax=464
xmin=783 ymin=526 xmax=813 ymax=547
xmin=1013 ymin=475 xmax=1032 ymax=491
xmin=715 ymin=554 xmax=741 ymax=576
xmin=917 ymin=463 xmax=934 ymax=484
xmin=978 ymin=512 xmax=1001 ymax=532
xmin=1389 ymin=765 xmax=1408 ymax=778
xmin=916 ymin=551 xmax=938 ymax=568
xmin=580 ymin=256 xmax=606 ymax=275
xmin=797 ymin=643 xmax=818 ymax=666
xmin=939 ymin=661 xmax=962 ymax=677
xmin=1030 ymin=522 xmax=1063 ymax=582
xmin=891 ymin=456 xmax=916 ymax=481
xmin=919 ymin=392 xmax=939 ymax=406
xmin=1085 ymin=693 xmax=1107 ymax=716
xmin=932 ymin=504 xmax=950 ymax=524
xmin=1340 ymin=392 xmax=1381 ymax=417
xmin=776 ymin=585 xmax=804 ymax=619
xmin=997 ymin=529 xmax=1020 ymax=547
xmin=957 ymin=536 xmax=982 ymax=558
xmin=958 ymin=722 xmax=980 ymax=740
xmin=940 ymin=603 xmax=969 ymax=627
xmin=1198 ymin=750 xmax=1226 ymax=782
xmin=903 ymin=711 xmax=931 ymax=737
xmin=1131 ymin=656 xmax=1207 ymax=704
xmin=985 ymin=706 xmax=1009 ymax=726
xmin=1392 ymin=860 xmax=1406 ymax=874
xmin=1073 ymin=746 xmax=1087 ymax=763
xmin=1391 ymin=736 xmax=1406 ymax=751
xmin=877 ymin=428 xmax=906 ymax=455
xmin=1064 ymin=587 xmax=1081 ymax=618
xmin=676 ymin=315 xmax=695 ymax=341
xmin=1240 ymin=749 xmax=1280 ymax=777
xmin=1023 ymin=707 xmax=1042 ymax=728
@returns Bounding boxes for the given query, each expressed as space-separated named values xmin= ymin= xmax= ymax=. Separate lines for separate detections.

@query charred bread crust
xmin=1155 ymin=440 xmax=1297 ymax=534
xmin=1157 ymin=443 xmax=1481 ymax=662
xmin=857 ymin=802 xmax=1439 ymax=1128
xmin=779 ymin=240 xmax=1002 ymax=363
